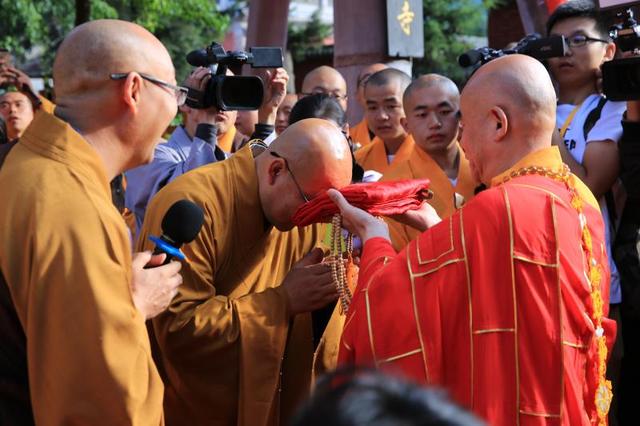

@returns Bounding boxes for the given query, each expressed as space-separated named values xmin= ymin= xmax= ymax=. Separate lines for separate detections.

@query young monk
xmin=382 ymin=74 xmax=477 ymax=250
xmin=354 ymin=68 xmax=413 ymax=175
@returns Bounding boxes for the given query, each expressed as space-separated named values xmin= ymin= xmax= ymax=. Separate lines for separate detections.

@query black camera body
xmin=601 ymin=7 xmax=640 ymax=100
xmin=185 ymin=43 xmax=283 ymax=111
xmin=458 ymin=34 xmax=567 ymax=69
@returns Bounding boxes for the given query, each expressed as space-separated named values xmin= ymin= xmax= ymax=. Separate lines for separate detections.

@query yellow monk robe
xmin=350 ymin=118 xmax=373 ymax=148
xmin=217 ymin=125 xmax=237 ymax=153
xmin=354 ymin=134 xmax=414 ymax=175
xmin=381 ymin=145 xmax=477 ymax=251
xmin=0 ymin=110 xmax=163 ymax=425
xmin=137 ymin=145 xmax=324 ymax=426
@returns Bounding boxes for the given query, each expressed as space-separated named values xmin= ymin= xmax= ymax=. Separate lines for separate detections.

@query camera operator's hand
xmin=258 ymin=68 xmax=289 ymax=125
xmin=182 ymin=67 xmax=222 ymax=129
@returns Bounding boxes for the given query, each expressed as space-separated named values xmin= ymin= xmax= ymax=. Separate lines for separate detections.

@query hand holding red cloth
xmin=291 ymin=179 xmax=431 ymax=227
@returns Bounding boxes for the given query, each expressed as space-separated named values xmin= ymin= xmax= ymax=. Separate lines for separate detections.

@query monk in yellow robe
xmin=0 ymin=20 xmax=184 ymax=425
xmin=301 ymin=65 xmax=348 ymax=113
xmin=137 ymin=119 xmax=352 ymax=426
xmin=354 ymin=68 xmax=414 ymax=175
xmin=333 ymin=55 xmax=616 ymax=425
xmin=350 ymin=63 xmax=388 ymax=149
xmin=382 ymin=74 xmax=477 ymax=250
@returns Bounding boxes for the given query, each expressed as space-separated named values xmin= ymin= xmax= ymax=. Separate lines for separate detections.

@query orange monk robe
xmin=350 ymin=118 xmax=373 ymax=148
xmin=0 ymin=110 xmax=163 ymax=425
xmin=217 ymin=125 xmax=237 ymax=153
xmin=138 ymin=145 xmax=324 ymax=426
xmin=381 ymin=145 xmax=477 ymax=251
xmin=354 ymin=134 xmax=415 ymax=175
xmin=339 ymin=146 xmax=616 ymax=425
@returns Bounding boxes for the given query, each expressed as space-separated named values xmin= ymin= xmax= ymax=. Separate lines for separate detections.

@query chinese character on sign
xmin=397 ymin=0 xmax=415 ymax=36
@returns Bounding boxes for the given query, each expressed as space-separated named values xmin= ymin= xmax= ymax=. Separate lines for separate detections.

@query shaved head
xmin=357 ymin=63 xmax=388 ymax=107
xmin=53 ymin=19 xmax=174 ymax=98
xmin=459 ymin=55 xmax=557 ymax=184
xmin=257 ymin=118 xmax=352 ymax=230
xmin=403 ymin=74 xmax=459 ymax=108
xmin=365 ymin=68 xmax=411 ymax=94
xmin=51 ymin=19 xmax=178 ymax=178
xmin=402 ymin=74 xmax=461 ymax=156
xmin=301 ymin=66 xmax=348 ymax=111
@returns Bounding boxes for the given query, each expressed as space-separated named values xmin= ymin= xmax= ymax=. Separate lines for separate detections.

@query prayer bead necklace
xmin=330 ymin=214 xmax=354 ymax=313
xmin=501 ymin=164 xmax=612 ymax=425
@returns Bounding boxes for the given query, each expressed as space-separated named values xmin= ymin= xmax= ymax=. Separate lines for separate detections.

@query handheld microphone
xmin=149 ymin=199 xmax=205 ymax=264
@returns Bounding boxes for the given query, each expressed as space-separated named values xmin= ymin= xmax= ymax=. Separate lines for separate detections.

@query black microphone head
xmin=187 ymin=49 xmax=209 ymax=67
xmin=161 ymin=200 xmax=205 ymax=246
xmin=458 ymin=49 xmax=483 ymax=68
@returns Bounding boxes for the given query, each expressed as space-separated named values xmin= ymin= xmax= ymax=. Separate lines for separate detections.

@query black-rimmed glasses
xmin=300 ymin=91 xmax=348 ymax=101
xmin=110 ymin=72 xmax=189 ymax=106
xmin=269 ymin=151 xmax=310 ymax=202
xmin=565 ymin=34 xmax=609 ymax=48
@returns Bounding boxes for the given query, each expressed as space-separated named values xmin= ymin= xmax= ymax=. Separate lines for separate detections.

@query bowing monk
xmin=0 ymin=20 xmax=184 ymax=425
xmin=382 ymin=74 xmax=476 ymax=250
xmin=137 ymin=119 xmax=352 ymax=426
xmin=354 ymin=68 xmax=414 ymax=175
xmin=301 ymin=65 xmax=348 ymax=112
xmin=350 ymin=63 xmax=388 ymax=148
xmin=333 ymin=55 xmax=616 ymax=425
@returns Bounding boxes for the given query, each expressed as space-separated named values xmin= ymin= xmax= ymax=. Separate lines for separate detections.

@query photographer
xmin=125 ymin=66 xmax=288 ymax=234
xmin=547 ymin=2 xmax=626 ymax=423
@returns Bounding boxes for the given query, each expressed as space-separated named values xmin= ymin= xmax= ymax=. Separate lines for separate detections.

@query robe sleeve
xmin=24 ymin=198 xmax=163 ymax=425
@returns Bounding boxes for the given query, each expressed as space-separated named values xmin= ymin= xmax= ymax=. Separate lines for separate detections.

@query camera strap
xmin=559 ymin=102 xmax=583 ymax=139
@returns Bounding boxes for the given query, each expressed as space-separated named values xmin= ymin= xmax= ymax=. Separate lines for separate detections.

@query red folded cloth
xmin=292 ymin=179 xmax=432 ymax=226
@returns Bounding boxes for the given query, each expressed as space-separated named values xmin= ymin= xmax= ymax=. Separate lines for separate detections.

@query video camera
xmin=458 ymin=33 xmax=568 ymax=69
xmin=599 ymin=1 xmax=640 ymax=100
xmin=185 ymin=42 xmax=283 ymax=111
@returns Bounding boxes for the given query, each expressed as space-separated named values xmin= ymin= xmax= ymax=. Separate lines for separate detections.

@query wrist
xmin=258 ymin=108 xmax=277 ymax=125
xmin=359 ymin=219 xmax=390 ymax=244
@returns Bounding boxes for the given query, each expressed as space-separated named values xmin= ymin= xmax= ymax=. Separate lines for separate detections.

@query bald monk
xmin=350 ymin=63 xmax=388 ymax=148
xmin=0 ymin=20 xmax=185 ymax=425
xmin=301 ymin=65 xmax=348 ymax=112
xmin=354 ymin=69 xmax=414 ymax=175
xmin=333 ymin=55 xmax=616 ymax=425
xmin=137 ymin=119 xmax=352 ymax=426
xmin=382 ymin=74 xmax=476 ymax=251
xmin=126 ymin=67 xmax=288 ymax=233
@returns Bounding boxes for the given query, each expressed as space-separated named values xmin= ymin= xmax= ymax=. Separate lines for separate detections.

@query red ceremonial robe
xmin=338 ymin=147 xmax=615 ymax=425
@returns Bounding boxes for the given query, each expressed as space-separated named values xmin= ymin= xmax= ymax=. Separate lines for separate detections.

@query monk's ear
xmin=400 ymin=116 xmax=409 ymax=134
xmin=266 ymin=156 xmax=286 ymax=186
xmin=121 ymin=72 xmax=142 ymax=112
xmin=490 ymin=106 xmax=508 ymax=141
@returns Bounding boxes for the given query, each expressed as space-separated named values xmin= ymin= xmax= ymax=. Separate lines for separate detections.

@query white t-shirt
xmin=556 ymin=94 xmax=626 ymax=304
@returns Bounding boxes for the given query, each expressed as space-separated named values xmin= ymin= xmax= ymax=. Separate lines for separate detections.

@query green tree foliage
xmin=416 ymin=0 xmax=500 ymax=85
xmin=0 ymin=0 xmax=230 ymax=81
xmin=287 ymin=11 xmax=332 ymax=62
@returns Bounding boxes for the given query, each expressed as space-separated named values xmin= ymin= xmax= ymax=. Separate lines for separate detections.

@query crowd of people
xmin=0 ymin=0 xmax=639 ymax=425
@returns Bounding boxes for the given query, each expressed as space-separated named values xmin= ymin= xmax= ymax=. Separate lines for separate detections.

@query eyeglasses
xmin=301 ymin=90 xmax=347 ymax=101
xmin=269 ymin=151 xmax=310 ymax=202
xmin=110 ymin=72 xmax=189 ymax=106
xmin=565 ymin=34 xmax=609 ymax=48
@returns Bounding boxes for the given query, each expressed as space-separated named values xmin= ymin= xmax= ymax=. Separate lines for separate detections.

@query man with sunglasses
xmin=547 ymin=3 xmax=625 ymax=421
xmin=137 ymin=118 xmax=352 ymax=426
xmin=0 ymin=20 xmax=185 ymax=425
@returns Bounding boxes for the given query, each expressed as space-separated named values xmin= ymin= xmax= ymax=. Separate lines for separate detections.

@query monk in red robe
xmin=330 ymin=55 xmax=616 ymax=425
